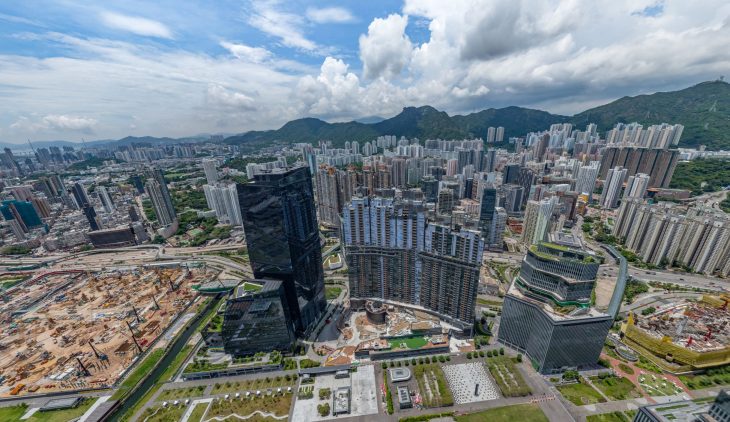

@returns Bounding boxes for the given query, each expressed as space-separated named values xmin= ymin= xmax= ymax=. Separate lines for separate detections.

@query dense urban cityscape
xmin=1 ymin=1 xmax=730 ymax=421
xmin=0 ymin=108 xmax=729 ymax=422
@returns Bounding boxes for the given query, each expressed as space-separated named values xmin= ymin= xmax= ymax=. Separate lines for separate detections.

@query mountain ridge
xmin=224 ymin=80 xmax=730 ymax=150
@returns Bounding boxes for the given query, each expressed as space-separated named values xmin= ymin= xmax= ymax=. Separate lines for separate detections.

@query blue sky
xmin=0 ymin=0 xmax=728 ymax=142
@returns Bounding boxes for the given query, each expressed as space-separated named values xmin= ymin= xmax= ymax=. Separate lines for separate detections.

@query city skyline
xmin=1 ymin=1 xmax=729 ymax=142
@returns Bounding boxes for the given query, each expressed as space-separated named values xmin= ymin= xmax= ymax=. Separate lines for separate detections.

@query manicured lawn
xmin=243 ymin=282 xmax=262 ymax=292
xmin=111 ymin=348 xmax=165 ymax=400
xmin=455 ymin=403 xmax=548 ymax=422
xmin=557 ymin=381 xmax=607 ymax=405
xmin=388 ymin=336 xmax=428 ymax=350
xmin=325 ymin=286 xmax=342 ymax=300
xmin=0 ymin=404 xmax=29 ymax=421
xmin=587 ymin=411 xmax=632 ymax=422
xmin=486 ymin=356 xmax=531 ymax=397
xmin=27 ymin=398 xmax=96 ymax=422
xmin=591 ymin=376 xmax=642 ymax=400
xmin=187 ymin=402 xmax=209 ymax=422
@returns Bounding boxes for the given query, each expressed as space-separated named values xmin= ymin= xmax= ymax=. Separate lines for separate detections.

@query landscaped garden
xmin=325 ymin=286 xmax=342 ymax=300
xmin=205 ymin=393 xmax=293 ymax=420
xmin=211 ymin=375 xmax=296 ymax=395
xmin=638 ymin=373 xmax=683 ymax=396
xmin=590 ymin=375 xmax=642 ymax=400
xmin=413 ymin=363 xmax=454 ymax=407
xmin=556 ymin=380 xmax=607 ymax=405
xmin=187 ymin=402 xmax=209 ymax=422
xmin=486 ymin=356 xmax=531 ymax=397
xmin=679 ymin=364 xmax=730 ymax=390
xmin=138 ymin=404 xmax=187 ymax=422
xmin=157 ymin=385 xmax=206 ymax=401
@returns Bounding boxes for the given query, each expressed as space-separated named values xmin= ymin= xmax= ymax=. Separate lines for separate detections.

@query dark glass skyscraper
xmin=478 ymin=185 xmax=497 ymax=240
xmin=237 ymin=166 xmax=325 ymax=335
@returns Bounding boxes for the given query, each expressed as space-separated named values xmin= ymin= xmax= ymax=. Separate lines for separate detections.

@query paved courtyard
xmin=291 ymin=365 xmax=378 ymax=421
xmin=442 ymin=362 xmax=500 ymax=404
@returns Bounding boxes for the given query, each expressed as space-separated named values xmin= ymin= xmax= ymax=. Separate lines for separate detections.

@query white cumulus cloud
xmin=359 ymin=14 xmax=412 ymax=80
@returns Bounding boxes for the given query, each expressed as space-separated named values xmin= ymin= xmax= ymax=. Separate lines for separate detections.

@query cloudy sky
xmin=0 ymin=0 xmax=729 ymax=143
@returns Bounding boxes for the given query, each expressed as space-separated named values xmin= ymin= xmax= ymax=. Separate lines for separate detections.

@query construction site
xmin=0 ymin=264 xmax=213 ymax=397
xmin=622 ymin=294 xmax=730 ymax=372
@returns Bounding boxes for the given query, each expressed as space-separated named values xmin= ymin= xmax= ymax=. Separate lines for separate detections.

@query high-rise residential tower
xmin=144 ymin=169 xmax=177 ymax=227
xmin=202 ymin=159 xmax=219 ymax=184
xmin=342 ymin=195 xmax=483 ymax=328
xmin=601 ymin=166 xmax=628 ymax=209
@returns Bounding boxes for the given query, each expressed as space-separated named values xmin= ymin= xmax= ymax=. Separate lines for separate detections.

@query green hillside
xmin=572 ymin=80 xmax=730 ymax=150
xmin=223 ymin=80 xmax=730 ymax=150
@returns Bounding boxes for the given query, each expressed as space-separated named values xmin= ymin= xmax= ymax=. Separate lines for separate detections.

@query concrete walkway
xmin=20 ymin=407 xmax=39 ymax=420
xmin=180 ymin=398 xmax=212 ymax=422
xmin=78 ymin=395 xmax=110 ymax=422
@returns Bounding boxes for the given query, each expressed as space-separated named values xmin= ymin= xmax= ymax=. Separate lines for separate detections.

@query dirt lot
xmin=0 ymin=265 xmax=213 ymax=397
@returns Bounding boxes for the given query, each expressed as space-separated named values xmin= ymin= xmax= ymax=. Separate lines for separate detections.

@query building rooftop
xmin=389 ymin=367 xmax=411 ymax=382
xmin=548 ymin=231 xmax=583 ymax=249
xmin=507 ymin=280 xmax=609 ymax=321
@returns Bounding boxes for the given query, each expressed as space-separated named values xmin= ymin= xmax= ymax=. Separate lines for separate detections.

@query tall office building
xmin=203 ymin=183 xmax=243 ymax=226
xmin=202 ymin=159 xmax=219 ymax=184
xmin=624 ymin=173 xmax=649 ymax=199
xmin=71 ymin=182 xmax=101 ymax=231
xmin=237 ymin=166 xmax=325 ymax=334
xmin=601 ymin=166 xmax=628 ymax=209
xmin=342 ymin=195 xmax=483 ymax=328
xmin=221 ymin=279 xmax=296 ymax=357
xmin=145 ymin=169 xmax=176 ymax=227
xmin=498 ymin=234 xmax=615 ymax=374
